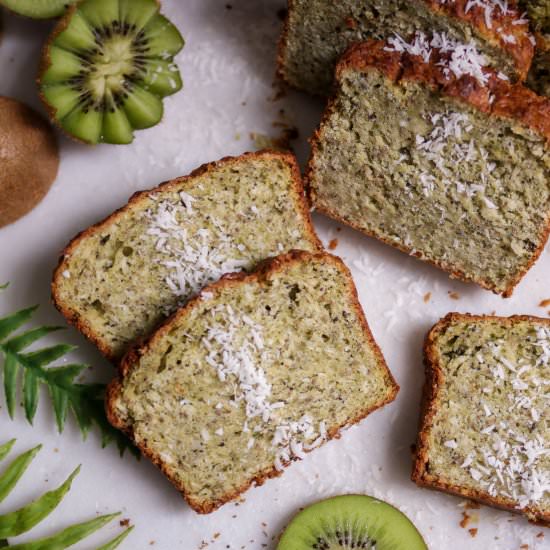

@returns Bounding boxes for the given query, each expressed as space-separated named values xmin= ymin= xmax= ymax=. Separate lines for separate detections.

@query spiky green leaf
xmin=0 ymin=446 xmax=41 ymax=504
xmin=8 ymin=513 xmax=120 ymax=550
xmin=2 ymin=354 xmax=18 ymax=419
xmin=0 ymin=441 xmax=15 ymax=462
xmin=0 ymin=290 xmax=136 ymax=457
xmin=0 ymin=307 xmax=38 ymax=342
xmin=0 ymin=467 xmax=80 ymax=538
xmin=96 ymin=526 xmax=134 ymax=550
xmin=4 ymin=327 xmax=63 ymax=353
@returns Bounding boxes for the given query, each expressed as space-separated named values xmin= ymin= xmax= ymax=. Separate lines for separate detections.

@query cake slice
xmin=106 ymin=251 xmax=399 ymax=514
xmin=307 ymin=39 xmax=550 ymax=296
xmin=520 ymin=0 xmax=550 ymax=97
xmin=413 ymin=313 xmax=550 ymax=524
xmin=278 ymin=0 xmax=534 ymax=95
xmin=52 ymin=151 xmax=321 ymax=361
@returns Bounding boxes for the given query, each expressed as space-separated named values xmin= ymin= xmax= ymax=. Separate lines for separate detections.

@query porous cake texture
xmin=279 ymin=0 xmax=534 ymax=95
xmin=52 ymin=151 xmax=321 ymax=360
xmin=414 ymin=313 xmax=550 ymax=524
xmin=107 ymin=251 xmax=399 ymax=513
xmin=307 ymin=39 xmax=550 ymax=296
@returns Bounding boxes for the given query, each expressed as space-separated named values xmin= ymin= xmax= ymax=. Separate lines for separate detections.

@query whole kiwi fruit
xmin=0 ymin=96 xmax=59 ymax=228
xmin=277 ymin=494 xmax=428 ymax=549
xmin=38 ymin=0 xmax=185 ymax=145
xmin=0 ymin=0 xmax=76 ymax=19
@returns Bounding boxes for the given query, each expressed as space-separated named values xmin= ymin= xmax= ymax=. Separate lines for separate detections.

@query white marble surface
xmin=0 ymin=1 xmax=548 ymax=548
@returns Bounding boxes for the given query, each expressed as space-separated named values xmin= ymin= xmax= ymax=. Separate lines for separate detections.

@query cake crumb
xmin=423 ymin=292 xmax=432 ymax=303
xmin=448 ymin=291 xmax=460 ymax=300
xmin=520 ymin=545 xmax=529 ymax=550
xmin=469 ymin=528 xmax=478 ymax=538
xmin=460 ymin=511 xmax=471 ymax=528
xmin=538 ymin=298 xmax=550 ymax=308
xmin=536 ymin=532 xmax=544 ymax=539
xmin=465 ymin=501 xmax=481 ymax=510
xmin=328 ymin=238 xmax=339 ymax=250
xmin=119 ymin=518 xmax=131 ymax=527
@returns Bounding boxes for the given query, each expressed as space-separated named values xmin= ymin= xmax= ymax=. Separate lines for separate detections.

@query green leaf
xmin=0 ymin=307 xmax=38 ymax=343
xmin=0 ymin=289 xmax=136 ymax=456
xmin=0 ymin=283 xmax=8 ymax=290
xmin=3 ymin=354 xmax=19 ymax=419
xmin=0 ymin=441 xmax=15 ymax=462
xmin=0 ymin=467 xmax=80 ymax=538
xmin=0 ymin=446 xmax=41 ymax=504
xmin=22 ymin=345 xmax=76 ymax=368
xmin=96 ymin=526 xmax=134 ymax=550
xmin=4 ymin=327 xmax=63 ymax=354
xmin=8 ymin=513 xmax=119 ymax=550
xmin=23 ymin=371 xmax=39 ymax=424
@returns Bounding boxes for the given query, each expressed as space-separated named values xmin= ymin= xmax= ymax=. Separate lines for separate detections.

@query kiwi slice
xmin=277 ymin=495 xmax=427 ymax=549
xmin=0 ymin=0 xmax=76 ymax=19
xmin=38 ymin=0 xmax=184 ymax=144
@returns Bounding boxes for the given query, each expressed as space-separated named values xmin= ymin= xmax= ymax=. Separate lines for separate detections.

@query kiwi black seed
xmin=0 ymin=0 xmax=76 ymax=19
xmin=38 ymin=0 xmax=185 ymax=145
xmin=277 ymin=495 xmax=427 ymax=550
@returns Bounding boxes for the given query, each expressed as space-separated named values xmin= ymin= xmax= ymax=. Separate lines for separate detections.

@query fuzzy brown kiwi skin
xmin=36 ymin=0 xmax=165 ymax=145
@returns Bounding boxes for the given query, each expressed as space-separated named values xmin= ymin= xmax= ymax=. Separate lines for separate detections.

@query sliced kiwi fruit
xmin=277 ymin=495 xmax=427 ymax=550
xmin=0 ymin=0 xmax=76 ymax=19
xmin=38 ymin=0 xmax=184 ymax=144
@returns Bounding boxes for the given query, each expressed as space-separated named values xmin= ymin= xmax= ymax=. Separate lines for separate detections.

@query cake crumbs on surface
xmin=424 ymin=292 xmax=432 ymax=303
xmin=328 ymin=238 xmax=339 ymax=250
xmin=536 ymin=532 xmax=545 ymax=538
xmin=448 ymin=291 xmax=460 ymax=300
xmin=468 ymin=528 xmax=478 ymax=538
xmin=460 ymin=511 xmax=473 ymax=528
xmin=119 ymin=518 xmax=131 ymax=527
xmin=538 ymin=298 xmax=550 ymax=308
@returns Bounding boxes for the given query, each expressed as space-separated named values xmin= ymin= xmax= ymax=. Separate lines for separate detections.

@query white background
xmin=0 ymin=1 xmax=548 ymax=548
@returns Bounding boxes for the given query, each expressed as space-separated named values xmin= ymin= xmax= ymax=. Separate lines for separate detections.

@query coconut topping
xmin=385 ymin=31 xmax=490 ymax=85
xmin=449 ymin=326 xmax=550 ymax=509
xmin=143 ymin=194 xmax=249 ymax=313
xmin=414 ymin=110 xmax=500 ymax=207
xmin=200 ymin=303 xmax=328 ymax=469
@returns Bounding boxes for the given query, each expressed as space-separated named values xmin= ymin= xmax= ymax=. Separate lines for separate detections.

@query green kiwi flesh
xmin=0 ymin=0 xmax=75 ymax=19
xmin=39 ymin=0 xmax=184 ymax=144
xmin=277 ymin=495 xmax=427 ymax=550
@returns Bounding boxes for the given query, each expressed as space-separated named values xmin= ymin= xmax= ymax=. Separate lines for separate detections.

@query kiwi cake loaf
xmin=413 ymin=313 xmax=550 ymax=524
xmin=278 ymin=0 xmax=535 ymax=95
xmin=307 ymin=39 xmax=550 ymax=296
xmin=52 ymin=151 xmax=321 ymax=361
xmin=520 ymin=0 xmax=550 ymax=97
xmin=106 ymin=251 xmax=399 ymax=513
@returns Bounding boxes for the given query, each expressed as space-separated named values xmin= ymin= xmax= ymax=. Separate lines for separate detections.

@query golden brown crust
xmin=307 ymin=40 xmax=550 ymax=297
xmin=106 ymin=250 xmax=399 ymax=514
xmin=277 ymin=0 xmax=534 ymax=92
xmin=51 ymin=150 xmax=323 ymax=363
xmin=412 ymin=313 xmax=550 ymax=526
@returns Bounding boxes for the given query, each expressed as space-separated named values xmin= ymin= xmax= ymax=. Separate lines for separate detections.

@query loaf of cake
xmin=52 ymin=151 xmax=321 ymax=360
xmin=307 ymin=39 xmax=550 ymax=296
xmin=278 ymin=0 xmax=534 ymax=95
xmin=413 ymin=313 xmax=549 ymax=524
xmin=106 ymin=251 xmax=399 ymax=513
xmin=520 ymin=0 xmax=550 ymax=97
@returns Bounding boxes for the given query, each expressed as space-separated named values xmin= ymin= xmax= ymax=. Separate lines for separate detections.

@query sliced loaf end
xmin=107 ymin=250 xmax=398 ymax=513
xmin=52 ymin=150 xmax=321 ymax=361
xmin=413 ymin=313 xmax=550 ymax=525
xmin=307 ymin=40 xmax=550 ymax=296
